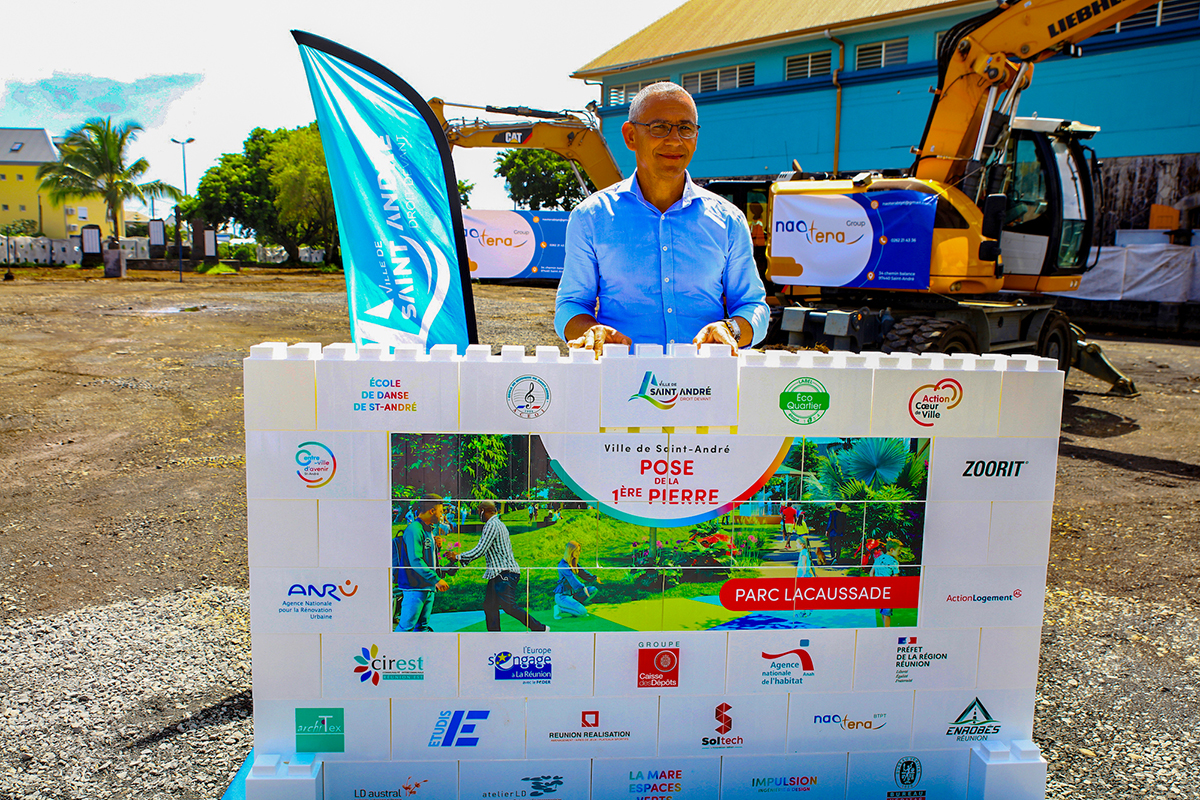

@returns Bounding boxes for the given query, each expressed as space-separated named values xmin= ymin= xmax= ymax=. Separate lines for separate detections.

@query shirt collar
xmin=623 ymin=170 xmax=698 ymax=210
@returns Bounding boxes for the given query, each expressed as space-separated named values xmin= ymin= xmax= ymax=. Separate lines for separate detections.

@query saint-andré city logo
xmin=295 ymin=441 xmax=336 ymax=488
xmin=506 ymin=375 xmax=550 ymax=419
xmin=629 ymin=371 xmax=713 ymax=410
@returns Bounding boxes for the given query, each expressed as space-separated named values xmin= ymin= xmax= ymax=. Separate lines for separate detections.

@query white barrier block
xmin=721 ymin=753 xmax=846 ymax=799
xmin=253 ymin=699 xmax=391 ymax=762
xmin=967 ymin=739 xmax=1048 ymax=800
xmin=315 ymin=346 xmax=458 ymax=433
xmin=245 ymin=342 xmax=319 ymax=431
xmin=318 ymin=500 xmax=392 ymax=568
xmin=594 ymin=755 xmax=722 ymax=799
xmin=248 ymin=500 xmax=318 ymax=568
xmin=788 ymin=690 xmax=915 ymax=753
xmin=391 ymin=699 xmax=526 ymax=761
xmin=927 ymin=437 xmax=1059 ymax=503
xmin=252 ymin=633 xmax=321 ymax=700
xmin=846 ymin=748 xmax=970 ymax=800
xmin=988 ymin=501 xmax=1053 ymax=566
xmin=459 ymin=758 xmax=591 ymax=799
xmin=919 ymin=565 xmax=1047 ymax=629
xmin=998 ymin=357 xmax=1064 ymax=439
xmin=250 ymin=568 xmax=390 ymax=634
xmin=458 ymin=632 xmax=594 ymax=698
xmin=854 ymin=628 xmax=980 ymax=691
xmin=245 ymin=754 xmax=324 ymax=800
xmin=525 ymin=695 xmax=660 ymax=758
xmin=459 ymin=348 xmax=600 ymax=433
xmin=724 ymin=629 xmax=855 ymax=694
xmin=922 ymin=501 xmax=990 ymax=566
xmin=593 ymin=631 xmax=727 ymax=696
xmin=912 ymin=688 xmax=1036 ymax=749
xmin=977 ymin=627 xmax=1042 ymax=690
xmin=658 ymin=693 xmax=788 ymax=756
xmin=600 ymin=345 xmax=738 ymax=429
xmin=323 ymin=761 xmax=458 ymax=800
xmin=321 ymin=633 xmax=459 ymax=699
xmin=871 ymin=358 xmax=1002 ymax=438
xmin=247 ymin=431 xmax=389 ymax=500
xmin=737 ymin=350 xmax=874 ymax=436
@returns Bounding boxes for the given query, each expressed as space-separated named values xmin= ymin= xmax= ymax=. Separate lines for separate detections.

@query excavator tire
xmin=882 ymin=316 xmax=980 ymax=355
xmin=1037 ymin=310 xmax=1073 ymax=379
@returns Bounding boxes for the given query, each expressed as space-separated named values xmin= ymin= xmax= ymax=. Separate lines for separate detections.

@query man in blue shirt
xmin=392 ymin=495 xmax=450 ymax=632
xmin=555 ymin=82 xmax=769 ymax=354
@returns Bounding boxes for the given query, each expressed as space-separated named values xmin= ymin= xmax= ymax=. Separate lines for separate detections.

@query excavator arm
xmin=429 ymin=98 xmax=624 ymax=191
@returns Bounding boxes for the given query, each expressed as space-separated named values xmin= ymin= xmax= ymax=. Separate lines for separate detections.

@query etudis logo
xmin=629 ymin=371 xmax=712 ymax=410
xmin=946 ymin=698 xmax=1002 ymax=741
xmin=295 ymin=707 xmax=345 ymax=753
xmin=506 ymin=375 xmax=551 ymax=419
xmin=295 ymin=441 xmax=336 ymax=488
xmin=428 ymin=709 xmax=489 ymax=747
xmin=908 ymin=378 xmax=963 ymax=426
xmin=637 ymin=643 xmax=680 ymax=688
xmin=352 ymin=644 xmax=424 ymax=685
xmin=779 ymin=376 xmax=830 ymax=425
xmin=287 ymin=580 xmax=358 ymax=601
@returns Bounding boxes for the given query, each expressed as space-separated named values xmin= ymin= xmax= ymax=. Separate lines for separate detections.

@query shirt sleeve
xmin=403 ymin=523 xmax=439 ymax=587
xmin=457 ymin=517 xmax=498 ymax=565
xmin=722 ymin=208 xmax=770 ymax=346
xmin=555 ymin=206 xmax=600 ymax=341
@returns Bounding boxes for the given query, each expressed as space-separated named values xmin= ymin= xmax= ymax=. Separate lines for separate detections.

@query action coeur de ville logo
xmin=908 ymin=378 xmax=963 ymax=427
xmin=506 ymin=375 xmax=551 ymax=419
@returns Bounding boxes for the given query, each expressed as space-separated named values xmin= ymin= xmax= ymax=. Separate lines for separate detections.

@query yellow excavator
xmin=429 ymin=98 xmax=624 ymax=193
xmin=761 ymin=0 xmax=1160 ymax=394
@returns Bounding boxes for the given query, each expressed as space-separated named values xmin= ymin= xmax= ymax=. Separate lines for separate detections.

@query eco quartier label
xmin=779 ymin=376 xmax=830 ymax=425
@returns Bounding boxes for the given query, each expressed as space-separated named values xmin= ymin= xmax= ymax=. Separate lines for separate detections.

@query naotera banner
xmin=293 ymin=31 xmax=477 ymax=352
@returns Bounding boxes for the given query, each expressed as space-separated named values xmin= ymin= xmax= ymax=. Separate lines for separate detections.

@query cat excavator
xmin=763 ymin=0 xmax=1160 ymax=394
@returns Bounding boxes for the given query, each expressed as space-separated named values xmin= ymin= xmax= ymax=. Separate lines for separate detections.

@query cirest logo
xmin=287 ymin=580 xmax=358 ymax=601
xmin=629 ymin=371 xmax=713 ymax=410
xmin=946 ymin=698 xmax=1002 ymax=741
xmin=352 ymin=644 xmax=424 ymax=685
xmin=428 ymin=709 xmax=490 ymax=748
xmin=779 ymin=376 xmax=831 ymax=425
xmin=295 ymin=707 xmax=345 ymax=753
xmin=813 ymin=711 xmax=887 ymax=731
xmin=295 ymin=441 xmax=337 ymax=488
xmin=489 ymin=648 xmax=553 ymax=683
xmin=506 ymin=375 xmax=551 ymax=419
xmin=774 ymin=218 xmax=865 ymax=246
xmin=908 ymin=378 xmax=963 ymax=427
xmin=637 ymin=642 xmax=680 ymax=688
xmin=895 ymin=756 xmax=924 ymax=796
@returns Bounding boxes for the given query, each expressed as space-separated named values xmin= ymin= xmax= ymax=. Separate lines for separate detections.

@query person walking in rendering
xmin=871 ymin=537 xmax=904 ymax=627
xmin=554 ymin=540 xmax=600 ymax=619
xmin=455 ymin=500 xmax=548 ymax=632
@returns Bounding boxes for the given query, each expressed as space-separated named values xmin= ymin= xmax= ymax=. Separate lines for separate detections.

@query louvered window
xmin=856 ymin=38 xmax=908 ymax=70
xmin=606 ymin=78 xmax=670 ymax=106
xmin=681 ymin=63 xmax=755 ymax=95
xmin=785 ymin=51 xmax=833 ymax=80
xmin=1100 ymin=0 xmax=1199 ymax=32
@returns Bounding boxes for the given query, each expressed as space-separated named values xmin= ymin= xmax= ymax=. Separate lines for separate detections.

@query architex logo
xmin=946 ymin=698 xmax=1002 ymax=741
xmin=352 ymin=644 xmax=424 ymax=685
xmin=295 ymin=441 xmax=336 ymax=488
xmin=893 ymin=756 xmax=925 ymax=798
xmin=908 ymin=378 xmax=963 ymax=427
xmin=428 ymin=710 xmax=490 ymax=748
xmin=506 ymin=375 xmax=551 ymax=419
xmin=779 ymin=376 xmax=830 ymax=425
xmin=759 ymin=641 xmax=815 ymax=686
xmin=637 ymin=642 xmax=680 ymax=687
xmin=629 ymin=371 xmax=713 ymax=410
xmin=295 ymin=707 xmax=345 ymax=752
xmin=701 ymin=702 xmax=743 ymax=749
xmin=489 ymin=648 xmax=552 ymax=684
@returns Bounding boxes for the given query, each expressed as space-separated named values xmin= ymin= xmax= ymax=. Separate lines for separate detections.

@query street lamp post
xmin=171 ymin=137 xmax=194 ymax=284
xmin=171 ymin=137 xmax=195 ymax=196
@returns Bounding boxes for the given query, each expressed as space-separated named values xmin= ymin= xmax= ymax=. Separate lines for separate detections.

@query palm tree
xmin=36 ymin=118 xmax=181 ymax=239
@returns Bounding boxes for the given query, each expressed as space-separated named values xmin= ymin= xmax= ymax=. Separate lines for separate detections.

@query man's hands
xmin=435 ymin=579 xmax=449 ymax=593
xmin=567 ymin=324 xmax=632 ymax=357
xmin=692 ymin=317 xmax=744 ymax=352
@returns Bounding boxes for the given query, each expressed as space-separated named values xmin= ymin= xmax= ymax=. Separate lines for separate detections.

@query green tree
xmin=457 ymin=179 xmax=474 ymax=208
xmin=264 ymin=124 xmax=339 ymax=266
xmin=0 ymin=220 xmax=38 ymax=237
xmin=494 ymin=149 xmax=594 ymax=210
xmin=36 ymin=118 xmax=181 ymax=239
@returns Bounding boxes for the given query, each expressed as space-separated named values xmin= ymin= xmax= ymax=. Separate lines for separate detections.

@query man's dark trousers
xmin=483 ymin=571 xmax=546 ymax=632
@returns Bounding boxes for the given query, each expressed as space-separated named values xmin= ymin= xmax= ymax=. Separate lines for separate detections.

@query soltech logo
xmin=506 ymin=375 xmax=551 ymax=419
xmin=760 ymin=641 xmax=816 ymax=686
xmin=428 ymin=709 xmax=490 ymax=748
xmin=629 ymin=371 xmax=713 ymax=410
xmin=295 ymin=441 xmax=336 ymax=488
xmin=295 ymin=707 xmax=345 ymax=752
xmin=908 ymin=378 xmax=963 ymax=427
xmin=637 ymin=643 xmax=680 ymax=688
xmin=779 ymin=376 xmax=830 ymax=425
xmin=701 ymin=702 xmax=744 ymax=750
xmin=946 ymin=698 xmax=1002 ymax=741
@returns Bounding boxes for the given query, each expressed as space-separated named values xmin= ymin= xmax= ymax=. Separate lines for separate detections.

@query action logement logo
xmin=908 ymin=378 xmax=963 ymax=427
xmin=295 ymin=441 xmax=336 ymax=488
xmin=506 ymin=375 xmax=551 ymax=419
xmin=428 ymin=710 xmax=490 ymax=748
xmin=489 ymin=648 xmax=552 ymax=684
xmin=779 ymin=376 xmax=831 ymax=425
xmin=353 ymin=644 xmax=424 ymax=685
xmin=629 ymin=371 xmax=713 ymax=410
xmin=638 ymin=643 xmax=680 ymax=688
xmin=946 ymin=698 xmax=1002 ymax=741
xmin=295 ymin=707 xmax=345 ymax=753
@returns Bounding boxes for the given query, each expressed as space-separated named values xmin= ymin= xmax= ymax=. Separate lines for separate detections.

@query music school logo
xmin=629 ymin=371 xmax=712 ymax=410
xmin=295 ymin=708 xmax=345 ymax=752
xmin=637 ymin=643 xmax=680 ymax=687
xmin=908 ymin=378 xmax=963 ymax=427
xmin=779 ymin=376 xmax=830 ymax=425
xmin=295 ymin=441 xmax=336 ymax=488
xmin=428 ymin=710 xmax=490 ymax=748
xmin=352 ymin=644 xmax=424 ymax=685
xmin=893 ymin=756 xmax=925 ymax=798
xmin=489 ymin=649 xmax=553 ymax=683
xmin=760 ymin=641 xmax=815 ymax=686
xmin=506 ymin=375 xmax=551 ymax=419
xmin=946 ymin=698 xmax=1002 ymax=741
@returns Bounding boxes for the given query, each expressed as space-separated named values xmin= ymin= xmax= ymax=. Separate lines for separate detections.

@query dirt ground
xmin=0 ymin=267 xmax=1197 ymax=795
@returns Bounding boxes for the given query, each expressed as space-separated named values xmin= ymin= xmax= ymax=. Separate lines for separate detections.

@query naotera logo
xmin=908 ymin=378 xmax=963 ymax=427
xmin=428 ymin=709 xmax=490 ymax=747
xmin=813 ymin=711 xmax=887 ymax=730
xmin=295 ymin=441 xmax=336 ymax=488
xmin=506 ymin=375 xmax=551 ymax=419
xmin=774 ymin=218 xmax=865 ymax=246
xmin=287 ymin=580 xmax=358 ymax=601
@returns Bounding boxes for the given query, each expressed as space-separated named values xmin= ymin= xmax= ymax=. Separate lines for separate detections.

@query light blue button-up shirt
xmin=554 ymin=172 xmax=769 ymax=347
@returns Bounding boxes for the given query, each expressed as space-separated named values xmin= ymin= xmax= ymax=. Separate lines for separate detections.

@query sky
xmin=0 ymin=0 xmax=688 ymax=214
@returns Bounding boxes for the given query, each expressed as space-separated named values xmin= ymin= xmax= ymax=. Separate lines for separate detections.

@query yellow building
xmin=0 ymin=128 xmax=117 ymax=239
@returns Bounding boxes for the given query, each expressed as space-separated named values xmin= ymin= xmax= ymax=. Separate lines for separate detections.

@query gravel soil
xmin=0 ymin=268 xmax=1196 ymax=799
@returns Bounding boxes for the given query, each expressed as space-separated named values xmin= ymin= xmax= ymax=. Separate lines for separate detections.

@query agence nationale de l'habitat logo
xmin=908 ymin=378 xmax=963 ymax=427
xmin=629 ymin=371 xmax=713 ymax=410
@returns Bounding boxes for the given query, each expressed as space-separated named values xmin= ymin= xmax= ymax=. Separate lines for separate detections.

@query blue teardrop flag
xmin=293 ymin=31 xmax=477 ymax=351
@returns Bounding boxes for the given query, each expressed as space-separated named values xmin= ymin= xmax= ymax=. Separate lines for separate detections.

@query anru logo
xmin=946 ymin=698 xmax=1002 ymax=741
xmin=962 ymin=459 xmax=1027 ymax=477
xmin=908 ymin=378 xmax=963 ymax=427
xmin=715 ymin=702 xmax=732 ymax=734
xmin=774 ymin=218 xmax=865 ymax=246
xmin=813 ymin=712 xmax=887 ymax=730
xmin=287 ymin=580 xmax=358 ymax=601
xmin=629 ymin=371 xmax=713 ymax=409
xmin=295 ymin=441 xmax=336 ymax=488
xmin=428 ymin=710 xmax=489 ymax=747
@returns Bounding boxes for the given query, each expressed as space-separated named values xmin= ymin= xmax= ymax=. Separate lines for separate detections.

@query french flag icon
xmin=898 ymin=636 xmax=917 ymax=645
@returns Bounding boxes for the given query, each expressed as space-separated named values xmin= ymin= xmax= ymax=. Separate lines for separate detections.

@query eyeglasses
xmin=630 ymin=121 xmax=700 ymax=139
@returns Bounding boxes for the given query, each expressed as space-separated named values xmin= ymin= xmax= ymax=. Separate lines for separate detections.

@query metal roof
xmin=0 ymin=128 xmax=58 ymax=165
xmin=573 ymin=0 xmax=980 ymax=77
